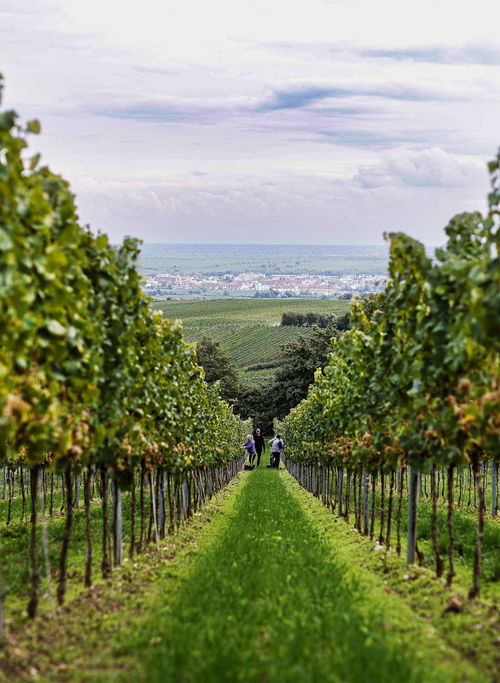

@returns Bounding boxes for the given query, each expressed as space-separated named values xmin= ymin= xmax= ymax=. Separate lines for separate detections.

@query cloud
xmin=72 ymin=161 xmax=490 ymax=247
xmin=88 ymin=94 xmax=259 ymax=123
xmin=3 ymin=1 xmax=499 ymax=248
xmin=361 ymin=44 xmax=500 ymax=65
xmin=354 ymin=148 xmax=486 ymax=189
xmin=88 ymin=77 xmax=496 ymax=127
xmin=259 ymin=40 xmax=500 ymax=66
xmin=316 ymin=129 xmax=455 ymax=149
xmin=258 ymin=80 xmax=497 ymax=112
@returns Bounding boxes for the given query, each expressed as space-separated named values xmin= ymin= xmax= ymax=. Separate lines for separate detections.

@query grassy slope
xmin=136 ymin=468 xmax=481 ymax=683
xmin=288 ymin=474 xmax=499 ymax=680
xmin=3 ymin=467 xmax=495 ymax=682
xmin=0 ymin=480 xmax=165 ymax=616
xmin=154 ymin=299 xmax=350 ymax=375
xmin=0 ymin=477 xmax=244 ymax=681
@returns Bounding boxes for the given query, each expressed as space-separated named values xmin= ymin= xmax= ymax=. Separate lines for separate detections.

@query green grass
xmin=343 ymin=478 xmax=500 ymax=590
xmin=154 ymin=299 xmax=350 ymax=375
xmin=287 ymin=469 xmax=499 ymax=678
xmin=0 ymin=478 xmax=244 ymax=681
xmin=132 ymin=468 xmax=481 ymax=683
xmin=3 ymin=468 xmax=495 ymax=682
xmin=0 ymin=479 xmax=157 ymax=615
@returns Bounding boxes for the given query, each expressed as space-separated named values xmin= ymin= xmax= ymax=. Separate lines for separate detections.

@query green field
xmin=154 ymin=299 xmax=350 ymax=375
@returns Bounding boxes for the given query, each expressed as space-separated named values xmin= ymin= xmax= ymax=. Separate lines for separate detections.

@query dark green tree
xmin=234 ymin=381 xmax=274 ymax=435
xmin=271 ymin=326 xmax=339 ymax=419
xmin=195 ymin=336 xmax=240 ymax=403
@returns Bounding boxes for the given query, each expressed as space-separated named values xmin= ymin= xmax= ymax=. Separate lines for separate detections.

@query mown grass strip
xmin=0 ymin=474 xmax=245 ymax=682
xmin=134 ymin=467 xmax=477 ymax=683
xmin=284 ymin=471 xmax=498 ymax=680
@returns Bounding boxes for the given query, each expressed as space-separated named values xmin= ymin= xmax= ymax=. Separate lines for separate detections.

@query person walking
xmin=241 ymin=434 xmax=257 ymax=466
xmin=253 ymin=428 xmax=265 ymax=466
xmin=268 ymin=434 xmax=284 ymax=469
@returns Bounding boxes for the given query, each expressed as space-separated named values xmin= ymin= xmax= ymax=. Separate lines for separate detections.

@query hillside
xmin=154 ymin=298 xmax=350 ymax=379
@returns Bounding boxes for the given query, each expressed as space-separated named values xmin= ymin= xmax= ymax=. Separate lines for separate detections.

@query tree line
xmin=281 ymin=311 xmax=348 ymax=329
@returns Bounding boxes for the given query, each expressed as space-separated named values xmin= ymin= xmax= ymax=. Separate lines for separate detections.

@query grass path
xmin=130 ymin=468 xmax=481 ymax=683
xmin=3 ymin=467 xmax=488 ymax=681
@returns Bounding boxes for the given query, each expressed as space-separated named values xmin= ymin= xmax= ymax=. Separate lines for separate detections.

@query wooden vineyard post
xmin=157 ymin=468 xmax=166 ymax=538
xmin=406 ymin=467 xmax=418 ymax=565
xmin=469 ymin=452 xmax=484 ymax=599
xmin=396 ymin=468 xmax=404 ymax=555
xmin=27 ymin=465 xmax=40 ymax=618
xmin=385 ymin=471 xmax=394 ymax=551
xmin=84 ymin=466 xmax=93 ymax=586
xmin=446 ymin=464 xmax=455 ymax=587
xmin=378 ymin=470 xmax=385 ymax=544
xmin=74 ymin=475 xmax=80 ymax=509
xmin=182 ymin=478 xmax=189 ymax=519
xmin=0 ymin=556 xmax=4 ymax=643
xmin=38 ymin=466 xmax=55 ymax=612
xmin=57 ymin=466 xmax=74 ymax=606
xmin=112 ymin=479 xmax=123 ymax=566
xmin=430 ymin=465 xmax=444 ymax=578
xmin=337 ymin=468 xmax=344 ymax=518
xmin=197 ymin=470 xmax=202 ymax=509
xmin=369 ymin=473 xmax=376 ymax=541
xmin=101 ymin=466 xmax=111 ymax=578
xmin=149 ymin=473 xmax=159 ymax=546
xmin=492 ymin=461 xmax=498 ymax=517
xmin=363 ymin=470 xmax=369 ymax=535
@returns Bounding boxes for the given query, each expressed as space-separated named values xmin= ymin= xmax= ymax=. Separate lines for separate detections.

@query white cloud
xmin=72 ymin=164 xmax=490 ymax=247
xmin=1 ymin=0 xmax=499 ymax=245
xmin=355 ymin=148 xmax=486 ymax=189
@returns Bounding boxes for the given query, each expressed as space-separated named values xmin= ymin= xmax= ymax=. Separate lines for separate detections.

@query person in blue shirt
xmin=242 ymin=435 xmax=257 ymax=465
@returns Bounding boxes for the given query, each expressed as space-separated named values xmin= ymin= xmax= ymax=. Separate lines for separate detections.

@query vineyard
xmin=0 ymin=85 xmax=250 ymax=638
xmin=154 ymin=299 xmax=350 ymax=374
xmin=1 ymin=87 xmax=499 ymax=682
xmin=279 ymin=157 xmax=500 ymax=601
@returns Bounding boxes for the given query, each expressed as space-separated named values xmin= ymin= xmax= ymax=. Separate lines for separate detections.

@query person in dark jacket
xmin=253 ymin=428 xmax=265 ymax=466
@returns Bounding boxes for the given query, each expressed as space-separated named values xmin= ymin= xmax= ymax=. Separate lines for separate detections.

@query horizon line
xmin=135 ymin=242 xmax=441 ymax=249
xmin=136 ymin=242 xmax=424 ymax=247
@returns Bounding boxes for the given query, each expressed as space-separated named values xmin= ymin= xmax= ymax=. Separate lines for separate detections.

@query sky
xmin=2 ymin=0 xmax=500 ymax=245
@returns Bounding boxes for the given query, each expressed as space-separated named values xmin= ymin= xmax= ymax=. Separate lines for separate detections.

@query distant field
xmin=154 ymin=299 xmax=350 ymax=381
xmin=139 ymin=243 xmax=389 ymax=276
xmin=155 ymin=298 xmax=350 ymax=325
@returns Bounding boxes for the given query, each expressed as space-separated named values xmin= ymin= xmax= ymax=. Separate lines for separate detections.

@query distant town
xmin=143 ymin=271 xmax=387 ymax=300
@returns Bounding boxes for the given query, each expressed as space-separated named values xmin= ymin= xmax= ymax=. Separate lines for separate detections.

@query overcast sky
xmin=2 ymin=0 xmax=500 ymax=245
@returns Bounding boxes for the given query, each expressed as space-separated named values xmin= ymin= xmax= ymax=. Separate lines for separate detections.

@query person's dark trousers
xmin=255 ymin=449 xmax=262 ymax=466
xmin=271 ymin=452 xmax=280 ymax=468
